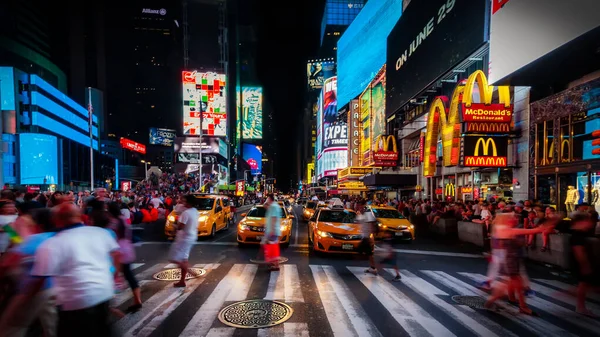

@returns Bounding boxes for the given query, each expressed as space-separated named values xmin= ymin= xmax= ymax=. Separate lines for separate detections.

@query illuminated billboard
xmin=359 ymin=85 xmax=372 ymax=166
xmin=370 ymin=66 xmax=386 ymax=154
xmin=337 ymin=0 xmax=402 ymax=108
xmin=242 ymin=143 xmax=262 ymax=175
xmin=307 ymin=60 xmax=337 ymax=91
xmin=322 ymin=77 xmax=338 ymax=148
xmin=19 ymin=133 xmax=58 ymax=185
xmin=120 ymin=138 xmax=146 ymax=154
xmin=149 ymin=128 xmax=176 ymax=146
xmin=237 ymin=87 xmax=263 ymax=139
xmin=182 ymin=71 xmax=227 ymax=137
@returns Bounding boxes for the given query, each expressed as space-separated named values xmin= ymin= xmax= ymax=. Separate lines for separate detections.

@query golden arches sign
xmin=423 ymin=71 xmax=511 ymax=177
xmin=374 ymin=135 xmax=397 ymax=152
xmin=474 ymin=138 xmax=498 ymax=156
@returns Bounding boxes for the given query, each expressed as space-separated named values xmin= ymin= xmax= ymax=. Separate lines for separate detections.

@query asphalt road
xmin=110 ymin=205 xmax=599 ymax=337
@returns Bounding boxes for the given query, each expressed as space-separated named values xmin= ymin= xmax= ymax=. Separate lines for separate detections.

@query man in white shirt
xmin=29 ymin=203 xmax=120 ymax=337
xmin=150 ymin=193 xmax=163 ymax=209
xmin=168 ymin=194 xmax=199 ymax=287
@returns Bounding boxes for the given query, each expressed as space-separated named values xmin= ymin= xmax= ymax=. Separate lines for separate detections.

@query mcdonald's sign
xmin=373 ymin=135 xmax=398 ymax=166
xmin=464 ymin=122 xmax=511 ymax=133
xmin=423 ymin=70 xmax=512 ymax=176
xmin=462 ymin=136 xmax=508 ymax=168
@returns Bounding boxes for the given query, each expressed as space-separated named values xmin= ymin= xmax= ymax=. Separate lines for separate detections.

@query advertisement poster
xmin=237 ymin=87 xmax=263 ymax=139
xmin=19 ymin=133 xmax=58 ymax=185
xmin=174 ymin=137 xmax=225 ymax=157
xmin=307 ymin=60 xmax=337 ymax=91
xmin=243 ymin=143 xmax=262 ymax=175
xmin=316 ymin=93 xmax=323 ymax=156
xmin=370 ymin=66 xmax=386 ymax=152
xmin=386 ymin=0 xmax=486 ymax=115
xmin=120 ymin=137 xmax=146 ymax=154
xmin=149 ymin=128 xmax=176 ymax=146
xmin=322 ymin=76 xmax=338 ymax=147
xmin=182 ymin=71 xmax=227 ymax=137
xmin=360 ymin=85 xmax=372 ymax=166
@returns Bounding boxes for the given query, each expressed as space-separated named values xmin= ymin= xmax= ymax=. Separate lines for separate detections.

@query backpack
xmin=132 ymin=210 xmax=144 ymax=225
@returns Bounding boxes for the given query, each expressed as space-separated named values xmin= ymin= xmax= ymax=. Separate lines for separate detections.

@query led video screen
xmin=182 ymin=71 xmax=227 ymax=137
xmin=19 ymin=133 xmax=58 ymax=185
xmin=237 ymin=87 xmax=263 ymax=139
xmin=337 ymin=0 xmax=402 ymax=108
xmin=149 ymin=128 xmax=176 ymax=146
xmin=242 ymin=143 xmax=262 ymax=175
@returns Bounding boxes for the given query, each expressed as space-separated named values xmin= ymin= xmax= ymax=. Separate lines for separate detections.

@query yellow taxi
xmin=302 ymin=201 xmax=319 ymax=221
xmin=164 ymin=195 xmax=230 ymax=239
xmin=308 ymin=206 xmax=367 ymax=253
xmin=237 ymin=205 xmax=294 ymax=247
xmin=367 ymin=206 xmax=414 ymax=241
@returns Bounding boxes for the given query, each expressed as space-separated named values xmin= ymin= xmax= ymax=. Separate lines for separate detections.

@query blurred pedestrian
xmin=27 ymin=203 xmax=121 ymax=337
xmin=570 ymin=211 xmax=599 ymax=317
xmin=168 ymin=194 xmax=198 ymax=288
xmin=263 ymin=194 xmax=282 ymax=272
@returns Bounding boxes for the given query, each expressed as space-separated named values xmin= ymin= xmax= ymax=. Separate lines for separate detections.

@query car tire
xmin=224 ymin=219 xmax=229 ymax=231
xmin=281 ymin=241 xmax=290 ymax=248
xmin=210 ymin=224 xmax=216 ymax=238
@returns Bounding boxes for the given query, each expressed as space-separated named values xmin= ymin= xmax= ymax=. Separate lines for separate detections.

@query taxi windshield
xmin=247 ymin=207 xmax=286 ymax=218
xmin=306 ymin=202 xmax=317 ymax=209
xmin=318 ymin=210 xmax=356 ymax=223
xmin=372 ymin=208 xmax=405 ymax=219
xmin=195 ymin=198 xmax=215 ymax=211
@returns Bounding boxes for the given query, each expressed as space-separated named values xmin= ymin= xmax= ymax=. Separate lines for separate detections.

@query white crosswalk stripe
xmin=461 ymin=272 xmax=600 ymax=334
xmin=179 ymin=264 xmax=258 ymax=337
xmin=310 ymin=265 xmax=382 ymax=337
xmin=388 ymin=269 xmax=515 ymax=337
xmin=534 ymin=278 xmax=600 ymax=302
xmin=110 ymin=262 xmax=597 ymax=337
xmin=348 ymin=266 xmax=455 ymax=337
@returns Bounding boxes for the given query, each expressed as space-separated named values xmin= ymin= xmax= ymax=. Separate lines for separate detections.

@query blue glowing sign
xmin=149 ymin=127 xmax=176 ymax=146
xmin=19 ymin=133 xmax=58 ymax=185
xmin=242 ymin=143 xmax=262 ymax=175
xmin=337 ymin=0 xmax=402 ymax=108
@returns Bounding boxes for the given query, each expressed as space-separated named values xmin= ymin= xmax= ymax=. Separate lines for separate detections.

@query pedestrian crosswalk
xmin=112 ymin=263 xmax=600 ymax=337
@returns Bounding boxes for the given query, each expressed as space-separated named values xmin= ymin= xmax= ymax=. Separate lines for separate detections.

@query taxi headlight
xmin=239 ymin=224 xmax=249 ymax=231
xmin=317 ymin=230 xmax=332 ymax=238
xmin=409 ymin=224 xmax=414 ymax=229
xmin=280 ymin=224 xmax=288 ymax=231
xmin=168 ymin=215 xmax=176 ymax=222
xmin=198 ymin=215 xmax=208 ymax=223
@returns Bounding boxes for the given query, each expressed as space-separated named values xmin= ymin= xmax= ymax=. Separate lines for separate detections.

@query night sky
xmin=255 ymin=0 xmax=325 ymax=190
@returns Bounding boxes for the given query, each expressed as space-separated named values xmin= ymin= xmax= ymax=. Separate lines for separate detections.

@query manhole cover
xmin=451 ymin=295 xmax=487 ymax=309
xmin=153 ymin=268 xmax=206 ymax=281
xmin=218 ymin=300 xmax=294 ymax=328
xmin=249 ymin=257 xmax=289 ymax=264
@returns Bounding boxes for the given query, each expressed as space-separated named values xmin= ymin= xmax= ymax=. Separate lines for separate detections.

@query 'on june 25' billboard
xmin=149 ymin=128 xmax=176 ymax=146
xmin=307 ymin=60 xmax=337 ymax=91
xmin=182 ymin=71 xmax=227 ymax=137
xmin=237 ymin=87 xmax=263 ymax=140
xmin=242 ymin=143 xmax=262 ymax=175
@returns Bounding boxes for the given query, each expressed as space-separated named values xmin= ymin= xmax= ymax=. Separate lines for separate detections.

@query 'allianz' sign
xmin=142 ymin=8 xmax=167 ymax=15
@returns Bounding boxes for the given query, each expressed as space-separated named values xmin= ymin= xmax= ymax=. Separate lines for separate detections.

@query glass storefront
xmin=531 ymin=76 xmax=600 ymax=213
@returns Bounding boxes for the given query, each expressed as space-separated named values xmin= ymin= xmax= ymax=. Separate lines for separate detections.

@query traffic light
xmin=592 ymin=130 xmax=600 ymax=155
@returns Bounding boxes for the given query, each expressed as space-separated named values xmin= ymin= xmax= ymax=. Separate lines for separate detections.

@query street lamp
xmin=141 ymin=160 xmax=151 ymax=180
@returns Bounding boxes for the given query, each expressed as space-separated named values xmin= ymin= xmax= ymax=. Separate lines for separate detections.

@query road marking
xmin=462 ymin=273 xmax=600 ymax=333
xmin=206 ymin=328 xmax=235 ymax=337
xmin=309 ymin=265 xmax=381 ymax=337
xmin=516 ymin=278 xmax=600 ymax=313
xmin=348 ymin=266 xmax=455 ymax=337
xmin=534 ymin=278 xmax=600 ymax=302
xmin=135 ymin=263 xmax=169 ymax=280
xmin=293 ymin=208 xmax=299 ymax=245
xmin=118 ymin=264 xmax=219 ymax=337
xmin=113 ymin=280 xmax=151 ymax=307
xmin=131 ymin=263 xmax=145 ymax=270
xmin=139 ymin=241 xmax=482 ymax=258
xmin=226 ymin=264 xmax=258 ymax=301
xmin=164 ymin=263 xmax=178 ymax=269
xmin=180 ymin=264 xmax=257 ymax=337
xmin=424 ymin=271 xmax=574 ymax=336
xmin=257 ymin=322 xmax=309 ymax=337
xmin=212 ymin=230 xmax=237 ymax=242
xmin=265 ymin=264 xmax=304 ymax=303
xmin=388 ymin=269 xmax=512 ymax=337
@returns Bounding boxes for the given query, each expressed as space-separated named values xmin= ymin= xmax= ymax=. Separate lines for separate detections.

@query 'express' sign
xmin=324 ymin=124 xmax=348 ymax=148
